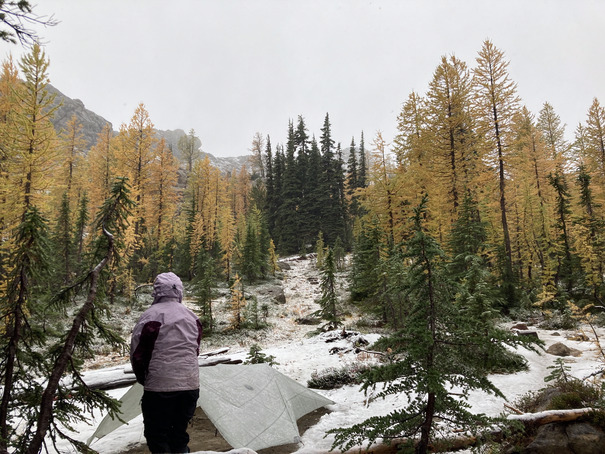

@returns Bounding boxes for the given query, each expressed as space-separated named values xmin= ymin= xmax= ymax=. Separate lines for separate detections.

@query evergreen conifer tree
xmin=350 ymin=218 xmax=387 ymax=321
xmin=72 ymin=192 xmax=89 ymax=271
xmin=194 ymin=241 xmax=216 ymax=332
xmin=314 ymin=247 xmax=342 ymax=330
xmin=448 ymin=193 xmax=533 ymax=371
xmin=299 ymin=136 xmax=322 ymax=248
xmin=319 ymin=114 xmax=345 ymax=245
xmin=277 ymin=121 xmax=302 ymax=254
xmin=331 ymin=197 xmax=511 ymax=454
xmin=548 ymin=170 xmax=578 ymax=296
xmin=264 ymin=136 xmax=276 ymax=233
xmin=0 ymin=206 xmax=51 ymax=453
xmin=333 ymin=236 xmax=346 ymax=271
xmin=53 ymin=191 xmax=73 ymax=284
xmin=575 ymin=165 xmax=605 ymax=302
xmin=358 ymin=131 xmax=367 ymax=189
xmin=346 ymin=136 xmax=360 ymax=223
xmin=270 ymin=144 xmax=285 ymax=245
xmin=229 ymin=274 xmax=245 ymax=330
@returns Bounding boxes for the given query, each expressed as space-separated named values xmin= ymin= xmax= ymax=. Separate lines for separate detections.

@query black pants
xmin=141 ymin=389 xmax=199 ymax=454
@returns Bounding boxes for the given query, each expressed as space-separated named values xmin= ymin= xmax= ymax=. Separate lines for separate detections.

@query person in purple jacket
xmin=130 ymin=272 xmax=203 ymax=454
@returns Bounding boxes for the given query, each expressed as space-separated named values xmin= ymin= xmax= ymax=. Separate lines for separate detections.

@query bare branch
xmin=0 ymin=2 xmax=59 ymax=46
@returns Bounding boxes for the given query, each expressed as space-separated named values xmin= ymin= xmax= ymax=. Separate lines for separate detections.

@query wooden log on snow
xmin=508 ymin=407 xmax=595 ymax=425
xmin=338 ymin=408 xmax=599 ymax=454
xmin=201 ymin=347 xmax=230 ymax=357
xmin=87 ymin=355 xmax=237 ymax=390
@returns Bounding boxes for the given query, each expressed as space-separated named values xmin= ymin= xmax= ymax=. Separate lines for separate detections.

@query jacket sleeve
xmin=130 ymin=321 xmax=162 ymax=385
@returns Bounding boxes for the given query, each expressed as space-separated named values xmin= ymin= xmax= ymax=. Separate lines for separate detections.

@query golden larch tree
xmin=472 ymin=39 xmax=520 ymax=280
xmin=147 ymin=137 xmax=179 ymax=249
xmin=4 ymin=44 xmax=58 ymax=221
xmin=86 ymin=123 xmax=116 ymax=219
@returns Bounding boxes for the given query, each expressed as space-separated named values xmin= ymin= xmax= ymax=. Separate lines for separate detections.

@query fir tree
xmin=314 ymin=247 xmax=342 ymax=330
xmin=350 ymin=218 xmax=388 ymax=322
xmin=358 ymin=131 xmax=367 ymax=189
xmin=0 ymin=206 xmax=51 ymax=453
xmin=575 ymin=165 xmax=605 ymax=302
xmin=53 ymin=191 xmax=73 ymax=284
xmin=194 ymin=241 xmax=216 ymax=332
xmin=346 ymin=136 xmax=360 ymax=220
xmin=333 ymin=236 xmax=346 ymax=271
xmin=331 ymin=196 xmax=511 ymax=454
xmin=448 ymin=193 xmax=533 ymax=371
xmin=319 ymin=114 xmax=345 ymax=245
xmin=277 ymin=121 xmax=302 ymax=254
xmin=229 ymin=274 xmax=245 ymax=330
xmin=264 ymin=136 xmax=276 ymax=234
xmin=299 ymin=136 xmax=322 ymax=249
xmin=548 ymin=170 xmax=578 ymax=296
xmin=239 ymin=207 xmax=267 ymax=282
xmin=270 ymin=144 xmax=285 ymax=245
xmin=73 ymin=192 xmax=89 ymax=271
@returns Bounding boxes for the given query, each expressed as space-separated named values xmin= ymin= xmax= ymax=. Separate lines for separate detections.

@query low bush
xmin=307 ymin=362 xmax=372 ymax=389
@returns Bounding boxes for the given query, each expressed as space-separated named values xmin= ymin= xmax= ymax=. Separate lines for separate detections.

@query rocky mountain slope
xmin=47 ymin=85 xmax=250 ymax=173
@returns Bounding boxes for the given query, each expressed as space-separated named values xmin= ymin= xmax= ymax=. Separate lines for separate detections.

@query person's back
xmin=130 ymin=272 xmax=202 ymax=454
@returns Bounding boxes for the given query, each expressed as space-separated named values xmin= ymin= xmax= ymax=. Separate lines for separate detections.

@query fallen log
xmin=87 ymin=354 xmax=237 ymax=390
xmin=507 ymin=407 xmax=596 ymax=426
xmin=337 ymin=408 xmax=600 ymax=453
xmin=201 ymin=347 xmax=230 ymax=357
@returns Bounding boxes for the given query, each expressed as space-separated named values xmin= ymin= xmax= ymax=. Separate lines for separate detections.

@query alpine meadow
xmin=3 ymin=33 xmax=605 ymax=453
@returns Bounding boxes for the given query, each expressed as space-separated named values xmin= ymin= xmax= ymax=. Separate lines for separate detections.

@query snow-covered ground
xmin=47 ymin=257 xmax=605 ymax=453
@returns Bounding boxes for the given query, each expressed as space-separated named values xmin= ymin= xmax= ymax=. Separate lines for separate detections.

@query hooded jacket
xmin=130 ymin=272 xmax=203 ymax=392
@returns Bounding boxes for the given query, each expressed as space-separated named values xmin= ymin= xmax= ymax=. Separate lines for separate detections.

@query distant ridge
xmin=47 ymin=85 xmax=251 ymax=174
xmin=47 ymin=84 xmax=112 ymax=148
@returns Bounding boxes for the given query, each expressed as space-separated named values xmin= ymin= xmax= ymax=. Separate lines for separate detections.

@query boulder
xmin=567 ymin=422 xmax=605 ymax=453
xmin=255 ymin=285 xmax=286 ymax=304
xmin=512 ymin=323 xmax=530 ymax=331
xmin=546 ymin=342 xmax=582 ymax=357
xmin=517 ymin=422 xmax=605 ymax=454
xmin=278 ymin=261 xmax=291 ymax=271
xmin=520 ymin=423 xmax=573 ymax=454
xmin=516 ymin=330 xmax=540 ymax=339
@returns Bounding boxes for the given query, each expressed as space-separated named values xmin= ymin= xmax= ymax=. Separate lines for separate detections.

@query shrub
xmin=307 ymin=362 xmax=372 ymax=389
xmin=244 ymin=344 xmax=278 ymax=366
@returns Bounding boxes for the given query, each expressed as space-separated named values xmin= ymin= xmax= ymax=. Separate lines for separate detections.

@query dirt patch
xmin=118 ymin=406 xmax=331 ymax=453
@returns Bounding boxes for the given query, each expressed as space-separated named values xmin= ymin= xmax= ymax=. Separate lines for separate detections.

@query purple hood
xmin=151 ymin=272 xmax=183 ymax=305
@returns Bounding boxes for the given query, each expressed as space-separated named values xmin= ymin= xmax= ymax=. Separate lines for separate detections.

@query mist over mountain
xmin=47 ymin=85 xmax=251 ymax=174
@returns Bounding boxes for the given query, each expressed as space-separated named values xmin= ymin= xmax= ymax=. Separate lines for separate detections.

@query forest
xmin=2 ymin=38 xmax=605 ymax=453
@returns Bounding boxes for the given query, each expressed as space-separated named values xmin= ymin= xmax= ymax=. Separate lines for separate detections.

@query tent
xmin=87 ymin=364 xmax=334 ymax=451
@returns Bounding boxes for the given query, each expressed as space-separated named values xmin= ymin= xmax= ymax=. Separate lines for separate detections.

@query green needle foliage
xmin=314 ymin=247 xmax=342 ymax=331
xmin=330 ymin=196 xmax=520 ymax=454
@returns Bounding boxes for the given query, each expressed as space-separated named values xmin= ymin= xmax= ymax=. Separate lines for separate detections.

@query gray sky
xmin=2 ymin=0 xmax=604 ymax=157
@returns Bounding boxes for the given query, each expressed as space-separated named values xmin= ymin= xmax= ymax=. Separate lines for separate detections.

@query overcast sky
xmin=1 ymin=0 xmax=604 ymax=157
